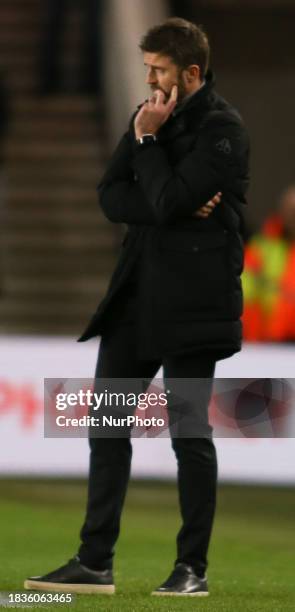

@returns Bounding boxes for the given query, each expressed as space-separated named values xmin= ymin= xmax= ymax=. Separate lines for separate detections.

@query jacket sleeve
xmin=132 ymin=115 xmax=250 ymax=225
xmin=98 ymin=131 xmax=157 ymax=225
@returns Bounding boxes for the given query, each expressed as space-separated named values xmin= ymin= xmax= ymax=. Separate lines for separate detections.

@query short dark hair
xmin=139 ymin=17 xmax=210 ymax=80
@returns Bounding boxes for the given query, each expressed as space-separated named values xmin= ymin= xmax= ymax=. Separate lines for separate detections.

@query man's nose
xmin=146 ymin=69 xmax=157 ymax=85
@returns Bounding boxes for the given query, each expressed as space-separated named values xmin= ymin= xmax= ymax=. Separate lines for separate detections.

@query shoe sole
xmin=151 ymin=590 xmax=209 ymax=597
xmin=24 ymin=580 xmax=115 ymax=595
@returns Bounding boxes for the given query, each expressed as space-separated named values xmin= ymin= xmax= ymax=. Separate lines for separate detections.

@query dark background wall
xmin=170 ymin=1 xmax=295 ymax=231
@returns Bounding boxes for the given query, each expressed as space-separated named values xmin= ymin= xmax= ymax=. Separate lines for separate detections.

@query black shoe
xmin=24 ymin=556 xmax=114 ymax=595
xmin=151 ymin=563 xmax=209 ymax=597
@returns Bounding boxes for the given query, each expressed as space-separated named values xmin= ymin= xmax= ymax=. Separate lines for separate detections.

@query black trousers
xmin=78 ymin=323 xmax=217 ymax=578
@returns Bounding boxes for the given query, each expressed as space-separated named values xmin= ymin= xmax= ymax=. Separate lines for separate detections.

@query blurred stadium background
xmin=0 ymin=0 xmax=294 ymax=609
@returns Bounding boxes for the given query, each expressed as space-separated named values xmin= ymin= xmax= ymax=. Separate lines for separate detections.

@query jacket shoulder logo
xmin=216 ymin=138 xmax=232 ymax=154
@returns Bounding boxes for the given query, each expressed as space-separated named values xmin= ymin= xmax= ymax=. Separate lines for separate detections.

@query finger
xmin=139 ymin=101 xmax=150 ymax=114
xmin=200 ymin=203 xmax=215 ymax=212
xmin=154 ymin=90 xmax=165 ymax=106
xmin=194 ymin=211 xmax=209 ymax=218
xmin=170 ymin=85 xmax=178 ymax=103
xmin=149 ymin=93 xmax=157 ymax=104
xmin=204 ymin=196 xmax=221 ymax=208
xmin=149 ymin=89 xmax=165 ymax=106
xmin=204 ymin=204 xmax=217 ymax=213
xmin=136 ymin=103 xmax=147 ymax=116
xmin=166 ymin=85 xmax=178 ymax=112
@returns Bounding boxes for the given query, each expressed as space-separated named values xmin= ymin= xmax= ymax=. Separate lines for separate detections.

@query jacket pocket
xmin=157 ymin=230 xmax=230 ymax=315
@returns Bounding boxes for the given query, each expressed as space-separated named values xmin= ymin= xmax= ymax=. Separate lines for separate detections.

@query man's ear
xmin=183 ymin=64 xmax=201 ymax=84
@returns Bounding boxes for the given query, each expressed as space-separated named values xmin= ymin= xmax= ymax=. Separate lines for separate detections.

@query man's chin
xmin=151 ymin=88 xmax=168 ymax=99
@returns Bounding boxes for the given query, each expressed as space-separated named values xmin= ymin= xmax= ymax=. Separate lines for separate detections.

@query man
xmin=243 ymin=185 xmax=295 ymax=341
xmin=25 ymin=18 xmax=249 ymax=596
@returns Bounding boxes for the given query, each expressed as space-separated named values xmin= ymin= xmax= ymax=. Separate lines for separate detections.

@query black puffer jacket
xmin=78 ymin=71 xmax=250 ymax=361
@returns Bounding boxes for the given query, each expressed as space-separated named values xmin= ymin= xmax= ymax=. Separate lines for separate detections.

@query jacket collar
xmin=172 ymin=69 xmax=216 ymax=117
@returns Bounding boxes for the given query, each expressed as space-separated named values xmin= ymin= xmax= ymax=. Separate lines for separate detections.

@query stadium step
xmin=0 ymin=0 xmax=118 ymax=335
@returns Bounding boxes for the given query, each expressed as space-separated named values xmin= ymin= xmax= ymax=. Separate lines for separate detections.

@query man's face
xmin=143 ymin=52 xmax=187 ymax=102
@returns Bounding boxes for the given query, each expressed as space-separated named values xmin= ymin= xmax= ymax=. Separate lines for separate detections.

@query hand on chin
xmin=151 ymin=88 xmax=167 ymax=101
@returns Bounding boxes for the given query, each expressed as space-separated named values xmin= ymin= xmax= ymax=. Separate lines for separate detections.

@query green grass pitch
xmin=0 ymin=478 xmax=294 ymax=611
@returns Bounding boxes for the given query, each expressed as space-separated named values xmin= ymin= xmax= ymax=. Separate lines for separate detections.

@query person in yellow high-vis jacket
xmin=242 ymin=185 xmax=295 ymax=341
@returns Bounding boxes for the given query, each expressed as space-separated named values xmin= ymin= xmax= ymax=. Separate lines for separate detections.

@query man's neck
xmin=172 ymin=79 xmax=206 ymax=116
xmin=182 ymin=80 xmax=205 ymax=103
